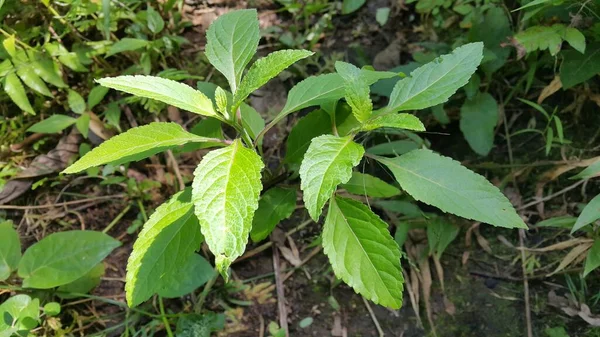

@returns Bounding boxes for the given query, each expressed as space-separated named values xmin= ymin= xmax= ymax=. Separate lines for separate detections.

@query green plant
xmin=62 ymin=9 xmax=526 ymax=310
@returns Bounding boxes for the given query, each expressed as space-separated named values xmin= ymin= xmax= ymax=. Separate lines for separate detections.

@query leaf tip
xmin=215 ymin=255 xmax=232 ymax=282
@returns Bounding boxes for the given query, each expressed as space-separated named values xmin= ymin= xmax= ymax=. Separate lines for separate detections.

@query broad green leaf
xmin=584 ymin=239 xmax=600 ymax=277
xmin=176 ymin=313 xmax=225 ymax=337
xmin=385 ymin=43 xmax=483 ymax=113
xmin=16 ymin=63 xmax=52 ymax=97
xmin=33 ymin=58 xmax=66 ymax=88
xmin=98 ymin=76 xmax=216 ymax=117
xmin=158 ymin=254 xmax=215 ymax=298
xmin=180 ymin=118 xmax=224 ymax=152
xmin=469 ymin=6 xmax=511 ymax=74
xmin=18 ymin=231 xmax=121 ymax=288
xmin=460 ymin=92 xmax=498 ymax=156
xmin=76 ymin=113 xmax=91 ymax=138
xmin=323 ymin=196 xmax=403 ymax=308
xmin=371 ymin=63 xmax=420 ymax=97
xmin=4 ymin=72 xmax=35 ymax=115
xmin=376 ymin=7 xmax=390 ymax=26
xmin=2 ymin=35 xmax=15 ymax=57
xmin=361 ymin=113 xmax=425 ymax=132
xmin=376 ymin=149 xmax=527 ymax=229
xmin=284 ymin=109 xmax=331 ymax=165
xmin=340 ymin=172 xmax=400 ymax=198
xmin=233 ymin=49 xmax=314 ymax=109
xmin=463 ymin=74 xmax=480 ymax=100
xmin=374 ymin=200 xmax=423 ymax=218
xmin=43 ymin=302 xmax=60 ymax=317
xmin=126 ymin=188 xmax=203 ymax=306
xmin=564 ymin=27 xmax=585 ymax=54
xmin=431 ymin=104 xmax=450 ymax=124
xmin=146 ymin=6 xmax=165 ymax=34
xmin=427 ymin=217 xmax=459 ymax=259
xmin=87 ymin=85 xmax=110 ymax=110
xmin=64 ymin=122 xmax=217 ymax=174
xmin=572 ymin=194 xmax=600 ymax=233
xmin=560 ymin=42 xmax=600 ymax=89
xmin=58 ymin=53 xmax=88 ymax=72
xmin=536 ymin=216 xmax=576 ymax=229
xmin=0 ymin=294 xmax=39 ymax=332
xmin=67 ymin=89 xmax=86 ymax=114
xmin=335 ymin=61 xmax=372 ymax=123
xmin=106 ymin=38 xmax=149 ymax=57
xmin=342 ymin=0 xmax=366 ymax=14
xmin=514 ymin=24 xmax=564 ymax=56
xmin=0 ymin=220 xmax=21 ymax=281
xmin=250 ymin=187 xmax=297 ymax=242
xmin=192 ymin=139 xmax=264 ymax=279
xmin=57 ymin=263 xmax=104 ymax=298
xmin=300 ymin=135 xmax=364 ymax=220
xmin=240 ymin=103 xmax=265 ymax=140
xmin=571 ymin=161 xmax=600 ymax=180
xmin=27 ymin=114 xmax=77 ymax=133
xmin=204 ymin=9 xmax=260 ymax=92
xmin=366 ymin=140 xmax=420 ymax=156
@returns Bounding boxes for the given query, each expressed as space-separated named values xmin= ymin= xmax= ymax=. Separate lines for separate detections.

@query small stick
xmin=519 ymin=230 xmax=533 ymax=337
xmin=0 ymin=194 xmax=125 ymax=210
xmin=272 ymin=242 xmax=289 ymax=337
xmin=362 ymin=296 xmax=384 ymax=337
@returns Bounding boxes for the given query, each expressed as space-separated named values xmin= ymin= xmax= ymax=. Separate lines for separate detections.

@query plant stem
xmin=103 ymin=204 xmax=131 ymax=234
xmin=158 ymin=296 xmax=174 ymax=337
xmin=195 ymin=270 xmax=219 ymax=313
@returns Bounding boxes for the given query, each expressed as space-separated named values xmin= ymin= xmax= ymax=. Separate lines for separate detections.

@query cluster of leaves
xmin=61 ymin=9 xmax=526 ymax=311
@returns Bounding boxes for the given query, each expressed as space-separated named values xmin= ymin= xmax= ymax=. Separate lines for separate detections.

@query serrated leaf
xmin=4 ymin=72 xmax=35 ymax=115
xmin=560 ymin=42 xmax=600 ymax=89
xmin=27 ymin=114 xmax=77 ymax=133
xmin=584 ymin=239 xmax=600 ymax=277
xmin=76 ymin=113 xmax=91 ymax=138
xmin=340 ymin=172 xmax=400 ymax=198
xmin=250 ymin=187 xmax=297 ymax=242
xmin=460 ymin=92 xmax=498 ymax=156
xmin=67 ymin=89 xmax=86 ymax=114
xmin=126 ymin=189 xmax=204 ymax=306
xmin=98 ymin=75 xmax=216 ymax=117
xmin=106 ymin=38 xmax=149 ymax=57
xmin=300 ymin=135 xmax=364 ymax=220
xmin=192 ymin=139 xmax=264 ymax=279
xmin=16 ymin=63 xmax=52 ymax=97
xmin=361 ymin=113 xmax=425 ymax=132
xmin=57 ymin=263 xmax=104 ymax=298
xmin=572 ymin=194 xmax=600 ymax=233
xmin=205 ymin=9 xmax=259 ymax=92
xmin=33 ymin=58 xmax=66 ymax=88
xmin=385 ymin=43 xmax=483 ymax=113
xmin=18 ymin=231 xmax=121 ymax=288
xmin=564 ymin=27 xmax=585 ymax=54
xmin=158 ymin=254 xmax=215 ymax=298
xmin=335 ymin=61 xmax=372 ymax=123
xmin=514 ymin=24 xmax=564 ymax=56
xmin=0 ymin=220 xmax=21 ymax=281
xmin=284 ymin=109 xmax=332 ymax=165
xmin=571 ymin=161 xmax=600 ymax=180
xmin=375 ymin=149 xmax=526 ymax=229
xmin=233 ymin=49 xmax=314 ymax=109
xmin=367 ymin=140 xmax=420 ymax=156
xmin=323 ymin=196 xmax=403 ymax=308
xmin=64 ymin=122 xmax=217 ymax=174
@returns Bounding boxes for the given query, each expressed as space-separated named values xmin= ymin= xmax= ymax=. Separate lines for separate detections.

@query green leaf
xmin=180 ymin=118 xmax=224 ymax=152
xmin=57 ymin=263 xmax=104 ymax=298
xmin=300 ymin=135 xmax=364 ymax=220
xmin=572 ymin=194 xmax=600 ymax=233
xmin=361 ymin=113 xmax=425 ymax=132
xmin=469 ymin=6 xmax=511 ymax=74
xmin=571 ymin=161 xmax=600 ymax=180
xmin=564 ymin=27 xmax=585 ymax=54
xmin=335 ymin=61 xmax=372 ymax=123
xmin=240 ymin=103 xmax=265 ymax=140
xmin=0 ymin=220 xmax=21 ymax=281
xmin=64 ymin=122 xmax=217 ymax=174
xmin=431 ymin=104 xmax=450 ymax=124
xmin=375 ymin=149 xmax=526 ymax=229
xmin=43 ymin=302 xmax=61 ymax=317
xmin=514 ymin=24 xmax=564 ymax=56
xmin=87 ymin=85 xmax=110 ymax=110
xmin=76 ymin=113 xmax=91 ymax=138
xmin=463 ymin=74 xmax=480 ymax=100
xmin=204 ymin=9 xmax=260 ymax=92
xmin=366 ymin=140 xmax=420 ymax=156
xmin=250 ymin=187 xmax=297 ymax=242
xmin=58 ymin=53 xmax=88 ymax=72
xmin=146 ymin=6 xmax=165 ymax=34
xmin=374 ymin=200 xmax=423 ymax=218
xmin=427 ymin=217 xmax=459 ymax=259
xmin=126 ymin=188 xmax=203 ymax=306
xmin=158 ymin=254 xmax=215 ymax=298
xmin=27 ymin=114 xmax=77 ymax=133
xmin=342 ymin=0 xmax=366 ymax=14
xmin=376 ymin=7 xmax=390 ymax=26
xmin=0 ymin=294 xmax=39 ymax=332
xmin=233 ymin=49 xmax=314 ymax=109
xmin=284 ymin=109 xmax=331 ymax=165
xmin=536 ymin=216 xmax=576 ymax=229
xmin=560 ymin=42 xmax=600 ymax=89
xmin=18 ymin=231 xmax=121 ymax=288
xmin=385 ymin=43 xmax=483 ymax=113
xmin=97 ymin=76 xmax=216 ymax=117
xmin=4 ymin=72 xmax=35 ymax=115
xmin=192 ymin=139 xmax=264 ymax=280
xmin=176 ymin=313 xmax=225 ymax=337
xmin=67 ymin=89 xmax=86 ymax=114
xmin=16 ymin=63 xmax=52 ymax=97
xmin=584 ymin=239 xmax=600 ymax=277
xmin=340 ymin=172 xmax=400 ymax=198
xmin=459 ymin=92 xmax=498 ymax=156
xmin=106 ymin=38 xmax=149 ymax=57
xmin=323 ymin=196 xmax=403 ymax=308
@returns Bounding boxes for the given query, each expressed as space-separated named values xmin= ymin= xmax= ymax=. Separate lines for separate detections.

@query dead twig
xmin=362 ymin=296 xmax=385 ymax=337
xmin=272 ymin=240 xmax=289 ymax=337
xmin=0 ymin=194 xmax=126 ymax=210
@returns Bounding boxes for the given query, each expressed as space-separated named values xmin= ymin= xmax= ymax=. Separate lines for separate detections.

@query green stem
xmin=159 ymin=296 xmax=174 ymax=337
xmin=194 ymin=270 xmax=218 ymax=313
xmin=102 ymin=204 xmax=131 ymax=234
xmin=137 ymin=199 xmax=148 ymax=222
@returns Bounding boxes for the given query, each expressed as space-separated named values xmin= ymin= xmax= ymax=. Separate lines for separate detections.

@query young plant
xmin=63 ymin=9 xmax=526 ymax=309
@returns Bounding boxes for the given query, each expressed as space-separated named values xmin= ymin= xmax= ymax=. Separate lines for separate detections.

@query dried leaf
xmin=550 ymin=242 xmax=593 ymax=275
xmin=537 ymin=76 xmax=562 ymax=104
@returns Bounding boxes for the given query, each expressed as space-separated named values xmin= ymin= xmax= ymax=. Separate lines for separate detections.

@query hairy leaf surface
xmin=192 ymin=139 xmax=263 ymax=279
xmin=64 ymin=122 xmax=218 ymax=173
xmin=250 ymin=187 xmax=297 ymax=242
xmin=126 ymin=189 xmax=203 ymax=306
xmin=335 ymin=61 xmax=372 ymax=122
xmin=300 ymin=135 xmax=364 ymax=220
xmin=98 ymin=76 xmax=216 ymax=116
xmin=323 ymin=196 xmax=403 ymax=308
xmin=376 ymin=149 xmax=526 ymax=229
xmin=361 ymin=113 xmax=425 ymax=132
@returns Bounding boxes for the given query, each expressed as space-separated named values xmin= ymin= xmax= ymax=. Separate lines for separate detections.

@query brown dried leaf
xmin=537 ymin=76 xmax=562 ymax=104
xmin=550 ymin=242 xmax=593 ymax=275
